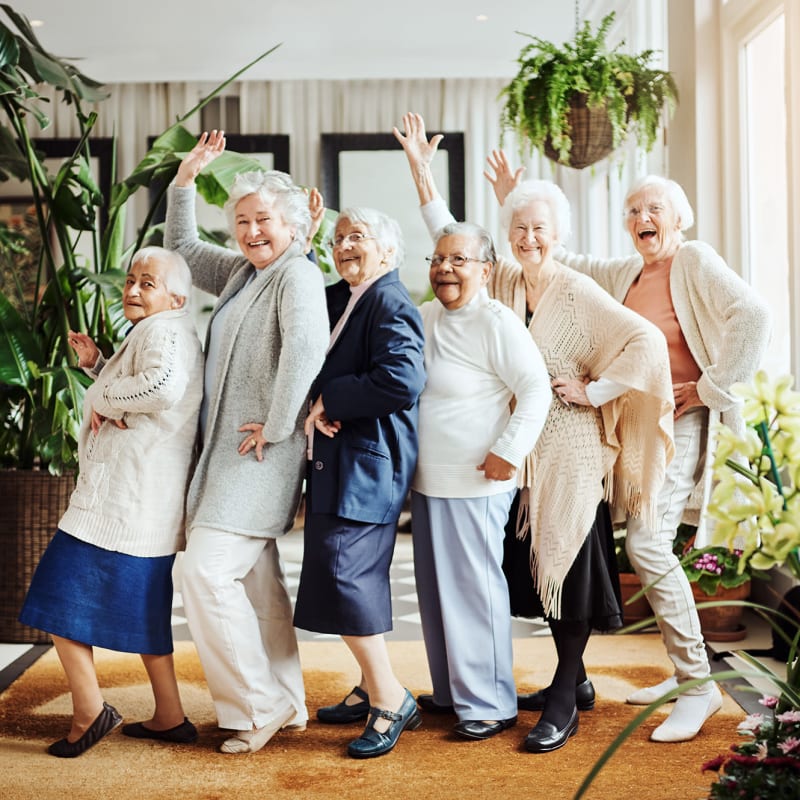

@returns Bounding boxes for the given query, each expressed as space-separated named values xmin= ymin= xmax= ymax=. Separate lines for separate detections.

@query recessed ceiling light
xmin=30 ymin=19 xmax=44 ymax=27
xmin=476 ymin=14 xmax=488 ymax=22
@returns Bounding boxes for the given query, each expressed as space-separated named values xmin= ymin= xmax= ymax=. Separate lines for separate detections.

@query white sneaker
xmin=626 ymin=675 xmax=679 ymax=705
xmin=650 ymin=684 xmax=723 ymax=743
xmin=219 ymin=704 xmax=295 ymax=754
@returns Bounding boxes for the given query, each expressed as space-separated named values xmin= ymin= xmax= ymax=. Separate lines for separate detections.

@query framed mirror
xmin=320 ymin=132 xmax=465 ymax=300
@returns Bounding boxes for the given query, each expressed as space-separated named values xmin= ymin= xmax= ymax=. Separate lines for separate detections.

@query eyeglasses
xmin=326 ymin=232 xmax=375 ymax=249
xmin=425 ymin=254 xmax=486 ymax=269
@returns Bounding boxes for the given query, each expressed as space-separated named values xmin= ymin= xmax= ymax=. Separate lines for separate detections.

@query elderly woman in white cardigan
xmin=485 ymin=152 xmax=772 ymax=743
xmin=20 ymin=247 xmax=203 ymax=757
xmin=395 ymin=113 xmax=674 ymax=754
xmin=165 ymin=131 xmax=328 ymax=754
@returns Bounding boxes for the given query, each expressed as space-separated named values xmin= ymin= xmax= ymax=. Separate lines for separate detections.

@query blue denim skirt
xmin=19 ymin=529 xmax=175 ymax=655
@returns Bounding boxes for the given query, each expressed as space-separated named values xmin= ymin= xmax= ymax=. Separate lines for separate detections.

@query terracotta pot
xmin=691 ymin=580 xmax=751 ymax=642
xmin=619 ymin=571 xmax=654 ymax=626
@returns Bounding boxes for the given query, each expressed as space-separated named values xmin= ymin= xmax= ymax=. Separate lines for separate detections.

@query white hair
xmin=624 ymin=175 xmax=695 ymax=234
xmin=130 ymin=246 xmax=192 ymax=307
xmin=500 ymin=179 xmax=572 ymax=243
xmin=335 ymin=207 xmax=405 ymax=269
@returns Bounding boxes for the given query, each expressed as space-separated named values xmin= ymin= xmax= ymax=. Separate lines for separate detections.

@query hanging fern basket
xmin=542 ymin=93 xmax=615 ymax=170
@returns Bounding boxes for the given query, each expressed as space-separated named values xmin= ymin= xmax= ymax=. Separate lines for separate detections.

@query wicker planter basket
xmin=542 ymin=93 xmax=616 ymax=170
xmin=0 ymin=470 xmax=74 ymax=643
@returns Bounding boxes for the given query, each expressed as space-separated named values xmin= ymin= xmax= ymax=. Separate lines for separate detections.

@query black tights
xmin=542 ymin=617 xmax=591 ymax=728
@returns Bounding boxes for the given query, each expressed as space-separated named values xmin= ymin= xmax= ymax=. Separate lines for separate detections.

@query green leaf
xmin=0 ymin=289 xmax=40 ymax=386
xmin=0 ymin=19 xmax=19 ymax=69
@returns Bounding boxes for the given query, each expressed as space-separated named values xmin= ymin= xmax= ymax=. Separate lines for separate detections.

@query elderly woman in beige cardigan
xmin=395 ymin=113 xmax=674 ymax=754
xmin=485 ymin=151 xmax=771 ymax=743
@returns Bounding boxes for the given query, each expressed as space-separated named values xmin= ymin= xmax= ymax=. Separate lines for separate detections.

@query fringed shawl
xmin=489 ymin=258 xmax=674 ymax=617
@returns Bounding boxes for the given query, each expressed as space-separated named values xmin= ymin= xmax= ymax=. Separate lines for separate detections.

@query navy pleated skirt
xmin=293 ymin=510 xmax=397 ymax=636
xmin=19 ymin=529 xmax=176 ymax=655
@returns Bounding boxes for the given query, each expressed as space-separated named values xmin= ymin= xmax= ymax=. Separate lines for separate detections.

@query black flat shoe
xmin=48 ymin=702 xmax=123 ymax=758
xmin=524 ymin=707 xmax=579 ymax=753
xmin=518 ymin=678 xmax=596 ymax=712
xmin=416 ymin=693 xmax=455 ymax=714
xmin=347 ymin=689 xmax=421 ymax=758
xmin=453 ymin=716 xmax=517 ymax=741
xmin=122 ymin=717 xmax=198 ymax=743
xmin=317 ymin=686 xmax=370 ymax=724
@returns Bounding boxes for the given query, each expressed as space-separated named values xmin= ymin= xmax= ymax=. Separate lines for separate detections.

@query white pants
xmin=411 ymin=490 xmax=517 ymax=721
xmin=625 ymin=408 xmax=710 ymax=688
xmin=181 ymin=526 xmax=306 ymax=730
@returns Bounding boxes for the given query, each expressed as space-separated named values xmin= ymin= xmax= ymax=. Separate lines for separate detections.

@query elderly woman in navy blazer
xmin=293 ymin=207 xmax=426 ymax=759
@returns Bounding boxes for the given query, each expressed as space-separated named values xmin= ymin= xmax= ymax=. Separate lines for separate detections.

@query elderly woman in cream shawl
xmin=394 ymin=113 xmax=674 ymax=754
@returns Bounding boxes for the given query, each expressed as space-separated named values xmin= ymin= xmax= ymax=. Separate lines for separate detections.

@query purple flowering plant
xmin=702 ymin=696 xmax=800 ymax=798
xmin=681 ymin=545 xmax=754 ymax=595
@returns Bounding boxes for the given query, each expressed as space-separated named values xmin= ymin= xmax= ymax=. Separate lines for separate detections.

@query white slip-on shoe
xmin=219 ymin=704 xmax=295 ymax=754
xmin=649 ymin=684 xmax=723 ymax=743
xmin=626 ymin=675 xmax=679 ymax=705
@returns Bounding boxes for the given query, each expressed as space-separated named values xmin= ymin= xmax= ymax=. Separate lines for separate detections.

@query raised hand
xmin=392 ymin=112 xmax=443 ymax=170
xmin=306 ymin=187 xmax=325 ymax=251
xmin=484 ymin=149 xmax=525 ymax=206
xmin=175 ymin=130 xmax=226 ymax=187
xmin=68 ymin=330 xmax=100 ymax=369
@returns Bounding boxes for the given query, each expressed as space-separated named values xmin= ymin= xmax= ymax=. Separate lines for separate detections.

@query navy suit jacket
xmin=308 ymin=269 xmax=425 ymax=524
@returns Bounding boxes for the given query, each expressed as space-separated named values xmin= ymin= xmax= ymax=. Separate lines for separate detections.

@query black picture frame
xmin=320 ymin=132 xmax=465 ymax=219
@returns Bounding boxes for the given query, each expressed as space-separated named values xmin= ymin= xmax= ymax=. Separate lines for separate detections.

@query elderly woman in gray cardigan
xmin=484 ymin=155 xmax=772 ymax=743
xmin=165 ymin=130 xmax=328 ymax=754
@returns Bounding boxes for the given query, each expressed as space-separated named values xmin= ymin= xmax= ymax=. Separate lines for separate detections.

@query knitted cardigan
xmin=488 ymin=258 xmax=675 ymax=616
xmin=165 ymin=184 xmax=329 ymax=537
xmin=59 ymin=309 xmax=203 ymax=557
xmin=559 ymin=242 xmax=772 ymax=534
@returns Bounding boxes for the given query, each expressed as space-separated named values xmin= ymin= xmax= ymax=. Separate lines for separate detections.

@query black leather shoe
xmin=48 ymin=702 xmax=123 ymax=758
xmin=453 ymin=716 xmax=517 ymax=741
xmin=416 ymin=693 xmax=455 ymax=714
xmin=347 ymin=689 xmax=421 ymax=758
xmin=317 ymin=686 xmax=370 ymax=724
xmin=518 ymin=679 xmax=596 ymax=712
xmin=524 ymin=707 xmax=579 ymax=753
xmin=122 ymin=717 xmax=198 ymax=743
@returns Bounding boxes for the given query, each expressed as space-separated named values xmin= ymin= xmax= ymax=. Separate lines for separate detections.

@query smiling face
xmin=332 ymin=218 xmax=390 ymax=286
xmin=509 ymin=199 xmax=558 ymax=271
xmin=123 ymin=259 xmax=183 ymax=323
xmin=624 ymin=186 xmax=682 ymax=264
xmin=429 ymin=233 xmax=491 ymax=311
xmin=234 ymin=193 xmax=296 ymax=270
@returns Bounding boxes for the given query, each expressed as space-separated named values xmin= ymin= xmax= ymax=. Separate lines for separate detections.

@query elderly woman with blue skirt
xmin=294 ymin=207 xmax=426 ymax=759
xmin=20 ymin=246 xmax=203 ymax=757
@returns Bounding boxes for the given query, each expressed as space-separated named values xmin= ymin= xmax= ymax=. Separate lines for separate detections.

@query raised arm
xmin=392 ymin=112 xmax=445 ymax=206
xmin=483 ymin=149 xmax=525 ymax=207
xmin=175 ymin=129 xmax=226 ymax=187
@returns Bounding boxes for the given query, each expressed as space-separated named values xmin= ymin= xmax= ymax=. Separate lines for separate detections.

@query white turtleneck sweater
xmin=412 ymin=288 xmax=550 ymax=499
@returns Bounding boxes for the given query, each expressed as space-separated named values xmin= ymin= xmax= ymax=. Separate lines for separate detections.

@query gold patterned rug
xmin=0 ymin=636 xmax=742 ymax=800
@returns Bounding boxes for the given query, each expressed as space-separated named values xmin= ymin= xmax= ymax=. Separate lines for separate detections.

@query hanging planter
xmin=500 ymin=12 xmax=678 ymax=170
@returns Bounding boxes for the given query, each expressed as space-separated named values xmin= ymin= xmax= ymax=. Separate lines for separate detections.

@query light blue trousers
xmin=411 ymin=489 xmax=517 ymax=721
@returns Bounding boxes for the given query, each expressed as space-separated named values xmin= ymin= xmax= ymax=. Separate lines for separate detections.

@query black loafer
xmin=524 ymin=707 xmax=579 ymax=753
xmin=122 ymin=717 xmax=198 ymax=743
xmin=317 ymin=686 xmax=370 ymax=724
xmin=518 ymin=678 xmax=596 ymax=712
xmin=416 ymin=693 xmax=455 ymax=714
xmin=48 ymin=702 xmax=123 ymax=758
xmin=453 ymin=716 xmax=517 ymax=741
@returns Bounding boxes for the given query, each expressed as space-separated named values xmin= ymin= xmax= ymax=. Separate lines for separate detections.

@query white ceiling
xmin=9 ymin=1 xmax=575 ymax=83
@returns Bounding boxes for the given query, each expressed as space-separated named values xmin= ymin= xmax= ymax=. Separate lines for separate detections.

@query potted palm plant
xmin=499 ymin=12 xmax=679 ymax=169
xmin=0 ymin=4 xmax=279 ymax=642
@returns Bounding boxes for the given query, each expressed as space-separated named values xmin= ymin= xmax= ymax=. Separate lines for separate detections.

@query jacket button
xmin=314 ymin=460 xmax=324 ymax=470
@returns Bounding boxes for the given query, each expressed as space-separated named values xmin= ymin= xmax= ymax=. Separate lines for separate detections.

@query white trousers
xmin=181 ymin=526 xmax=306 ymax=730
xmin=625 ymin=408 xmax=710 ymax=688
xmin=411 ymin=490 xmax=517 ymax=721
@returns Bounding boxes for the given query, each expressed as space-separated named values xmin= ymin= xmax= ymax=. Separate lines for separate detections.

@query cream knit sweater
xmin=59 ymin=309 xmax=203 ymax=557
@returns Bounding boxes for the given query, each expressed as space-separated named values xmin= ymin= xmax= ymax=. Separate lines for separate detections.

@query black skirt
xmin=502 ymin=494 xmax=623 ymax=631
